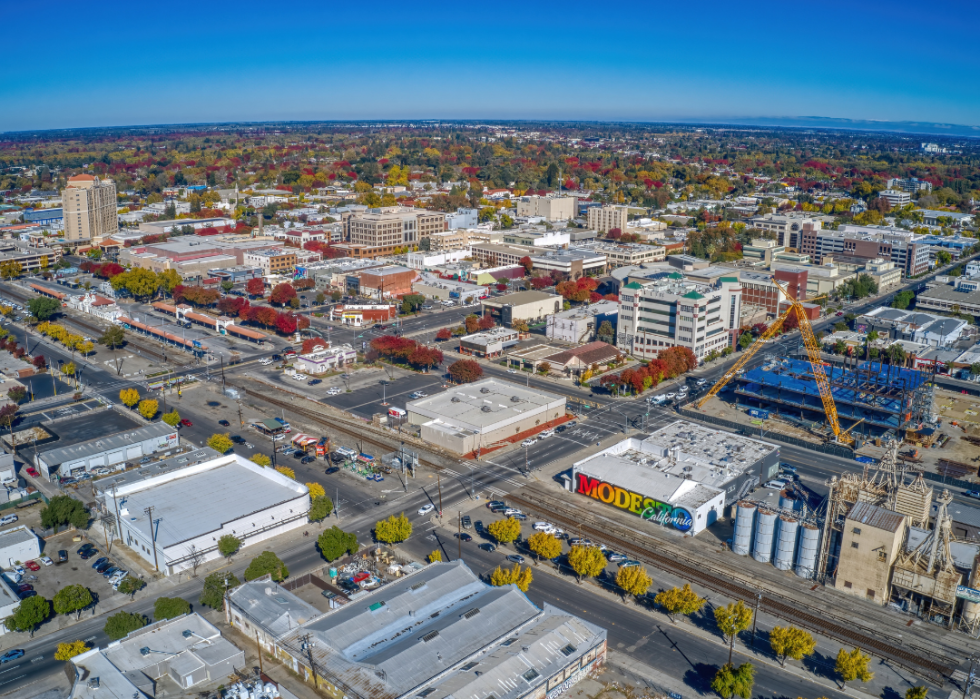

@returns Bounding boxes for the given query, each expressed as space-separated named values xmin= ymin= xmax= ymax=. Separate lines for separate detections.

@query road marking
xmin=84 ymin=636 xmax=96 ymax=642
xmin=0 ymin=674 xmax=26 ymax=686
xmin=30 ymin=656 xmax=43 ymax=663
xmin=0 ymin=665 xmax=22 ymax=675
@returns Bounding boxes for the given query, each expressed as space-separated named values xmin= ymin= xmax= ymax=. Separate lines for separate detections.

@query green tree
xmin=99 ymin=325 xmax=126 ymax=375
xmin=103 ymin=611 xmax=148 ymax=641
xmin=936 ymin=250 xmax=952 ymax=266
xmin=161 ymin=410 xmax=181 ymax=427
xmin=738 ymin=332 xmax=753 ymax=349
xmin=53 ymin=584 xmax=92 ymax=620
xmin=768 ymin=626 xmax=816 ymax=667
xmin=487 ymin=517 xmax=521 ymax=545
xmin=5 ymin=595 xmax=50 ymax=636
xmin=527 ymin=532 xmax=562 ymax=563
xmin=154 ymin=597 xmax=191 ymax=621
xmin=218 ymin=535 xmax=241 ymax=560
xmin=317 ymin=526 xmax=359 ymax=561
xmin=892 ymin=289 xmax=914 ymax=310
xmin=654 ymin=583 xmax=705 ymax=623
xmin=117 ymin=577 xmax=145 ymax=599
xmin=835 ymin=647 xmax=874 ymax=688
xmin=244 ymin=551 xmax=288 ymax=582
xmin=615 ymin=565 xmax=653 ymax=601
xmin=40 ymin=495 xmax=89 ymax=532
xmin=375 ymin=512 xmax=413 ymax=543
xmin=490 ymin=563 xmax=533 ymax=592
xmin=715 ymin=600 xmax=753 ymax=663
xmin=207 ymin=433 xmax=234 ymax=453
xmin=308 ymin=496 xmax=334 ymax=522
xmin=567 ymin=545 xmax=606 ymax=582
xmin=711 ymin=663 xmax=755 ymax=699
xmin=199 ymin=572 xmax=240 ymax=611
xmin=249 ymin=453 xmax=271 ymax=467
xmin=28 ymin=296 xmax=60 ymax=320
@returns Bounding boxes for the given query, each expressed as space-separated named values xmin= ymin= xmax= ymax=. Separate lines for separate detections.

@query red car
xmin=17 ymin=584 xmax=32 ymax=593
xmin=352 ymin=571 xmax=370 ymax=584
xmin=180 ymin=419 xmax=193 ymax=427
xmin=25 ymin=467 xmax=39 ymax=478
xmin=24 ymin=561 xmax=39 ymax=572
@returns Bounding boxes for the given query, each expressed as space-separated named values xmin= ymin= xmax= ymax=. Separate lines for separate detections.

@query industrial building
xmin=35 ymin=421 xmax=179 ymax=482
xmin=0 ymin=525 xmax=41 ymax=569
xmin=569 ymin=421 xmax=780 ymax=535
xmin=69 ymin=613 xmax=245 ymax=699
xmin=102 ymin=454 xmax=310 ymax=576
xmin=481 ymin=290 xmax=562 ymax=327
xmin=229 ymin=560 xmax=607 ymax=699
xmin=735 ymin=357 xmax=932 ymax=438
xmin=406 ymin=378 xmax=566 ymax=454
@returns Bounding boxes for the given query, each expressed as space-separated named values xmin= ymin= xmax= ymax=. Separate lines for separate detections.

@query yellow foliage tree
xmin=375 ymin=513 xmax=413 ymax=543
xmin=249 ymin=454 xmax=271 ymax=467
xmin=487 ymin=517 xmax=521 ymax=545
xmin=137 ymin=399 xmax=158 ymax=420
xmin=275 ymin=466 xmax=296 ymax=480
xmin=715 ymin=600 xmax=754 ymax=663
xmin=60 ymin=361 xmax=76 ymax=376
xmin=307 ymin=482 xmax=326 ymax=499
xmin=490 ymin=563 xmax=533 ymax=592
xmin=55 ymin=640 xmax=89 ymax=661
xmin=567 ymin=545 xmax=606 ymax=582
xmin=527 ymin=532 xmax=562 ymax=562
xmin=769 ymin=626 xmax=816 ymax=667
xmin=119 ymin=388 xmax=140 ymax=408
xmin=428 ymin=550 xmax=442 ymax=563
xmin=615 ymin=565 xmax=653 ymax=600
xmin=206 ymin=433 xmax=234 ymax=453
xmin=654 ymin=583 xmax=705 ymax=623
xmin=835 ymin=648 xmax=874 ymax=688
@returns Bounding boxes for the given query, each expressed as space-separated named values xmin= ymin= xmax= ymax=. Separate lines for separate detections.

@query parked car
xmin=39 ymin=556 xmax=52 ymax=566
xmin=16 ymin=584 xmax=32 ymax=593
xmin=461 ymin=515 xmax=472 ymax=529
xmin=301 ymin=456 xmax=315 ymax=464
xmin=17 ymin=590 xmax=35 ymax=599
xmin=418 ymin=504 xmax=435 ymax=516
xmin=763 ymin=479 xmax=788 ymax=490
xmin=0 ymin=514 xmax=19 ymax=526
xmin=57 ymin=550 xmax=68 ymax=563
xmin=308 ymin=379 xmax=322 ymax=386
xmin=95 ymin=562 xmax=112 ymax=573
xmin=618 ymin=560 xmax=642 ymax=568
xmin=487 ymin=501 xmax=506 ymax=509
xmin=79 ymin=549 xmax=97 ymax=560
xmin=456 ymin=533 xmax=473 ymax=542
xmin=503 ymin=508 xmax=522 ymax=516
xmin=92 ymin=557 xmax=108 ymax=568
xmin=219 ymin=419 xmax=230 ymax=427
xmin=533 ymin=522 xmax=553 ymax=531
xmin=25 ymin=467 xmax=39 ymax=478
xmin=506 ymin=555 xmax=525 ymax=564
xmin=606 ymin=552 xmax=627 ymax=562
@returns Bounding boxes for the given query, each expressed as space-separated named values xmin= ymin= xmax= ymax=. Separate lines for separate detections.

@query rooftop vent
xmin=511 ymin=396 xmax=521 ymax=402
xmin=420 ymin=631 xmax=439 ymax=643
xmin=462 ymin=608 xmax=480 ymax=619
xmin=481 ymin=406 xmax=492 ymax=413
xmin=451 ymin=397 xmax=461 ymax=403
xmin=139 ymin=647 xmax=150 ymax=657
xmin=461 ymin=662 xmax=479 ymax=671
xmin=560 ymin=643 xmax=577 ymax=656
xmin=411 ymin=581 xmax=427 ymax=591
xmin=87 ymin=678 xmax=100 ymax=689
xmin=522 ymin=668 xmax=540 ymax=682
xmin=480 ymin=387 xmax=490 ymax=394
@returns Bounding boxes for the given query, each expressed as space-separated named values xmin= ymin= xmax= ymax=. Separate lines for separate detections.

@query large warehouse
xmin=104 ymin=454 xmax=309 ymax=576
xmin=406 ymin=378 xmax=566 ymax=454
xmin=568 ymin=420 xmax=780 ymax=535
xmin=35 ymin=421 xmax=178 ymax=481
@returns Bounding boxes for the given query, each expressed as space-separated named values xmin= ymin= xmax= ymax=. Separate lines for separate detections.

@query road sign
xmin=957 ymin=585 xmax=980 ymax=602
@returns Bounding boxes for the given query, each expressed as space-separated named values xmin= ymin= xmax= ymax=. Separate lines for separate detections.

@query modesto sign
xmin=575 ymin=473 xmax=693 ymax=532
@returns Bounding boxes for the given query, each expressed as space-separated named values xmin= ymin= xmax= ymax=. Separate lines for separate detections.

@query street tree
xmin=154 ymin=597 xmax=191 ymax=621
xmin=615 ymin=565 xmax=653 ymax=602
xmin=527 ymin=532 xmax=562 ymax=563
xmin=715 ymin=600 xmax=753 ymax=663
xmin=0 ymin=260 xmax=23 ymax=280
xmin=104 ymin=611 xmax=148 ymax=641
xmin=117 ymin=577 xmax=145 ymax=599
xmin=375 ymin=513 xmax=413 ymax=543
xmin=119 ymin=387 xmax=140 ymax=408
xmin=244 ymin=551 xmax=289 ymax=582
xmin=53 ymin=584 xmax=92 ymax=620
xmin=711 ymin=663 xmax=755 ymax=699
xmin=161 ymin=410 xmax=181 ymax=427
xmin=274 ymin=465 xmax=295 ymax=479
xmin=428 ymin=550 xmax=442 ymax=563
xmin=490 ymin=563 xmax=533 ymax=592
xmin=5 ymin=595 xmax=50 ymax=636
xmin=487 ymin=517 xmax=521 ymax=545
xmin=218 ymin=535 xmax=241 ymax=560
xmin=567 ymin=545 xmax=606 ymax=582
xmin=906 ymin=687 xmax=928 ymax=699
xmin=654 ymin=584 xmax=705 ymax=623
xmin=448 ymin=359 xmax=483 ymax=383
xmin=199 ymin=572 xmax=240 ymax=610
xmin=207 ymin=433 xmax=234 ymax=453
xmin=835 ymin=647 xmax=874 ymax=688
xmin=249 ymin=454 xmax=271 ymax=467
xmin=99 ymin=325 xmax=126 ymax=375
xmin=28 ymin=297 xmax=60 ymax=320
xmin=769 ymin=626 xmax=816 ymax=667
xmin=137 ymin=399 xmax=158 ymax=420
xmin=55 ymin=640 xmax=89 ymax=661
xmin=308 ymin=496 xmax=334 ymax=522
xmin=317 ymin=526 xmax=359 ymax=561
xmin=307 ymin=482 xmax=326 ymax=499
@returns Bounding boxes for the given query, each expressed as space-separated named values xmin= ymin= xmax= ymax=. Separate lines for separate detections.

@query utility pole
xmin=300 ymin=633 xmax=318 ymax=686
xmin=458 ymin=511 xmax=462 ymax=561
xmin=237 ymin=401 xmax=243 ymax=427
xmin=335 ymin=487 xmax=340 ymax=520
xmin=255 ymin=630 xmax=263 ymax=674
xmin=751 ymin=592 xmax=762 ymax=647
xmin=437 ymin=475 xmax=443 ymax=519
xmin=220 ymin=355 xmax=225 ymax=393
xmin=270 ymin=431 xmax=278 ymax=469
xmin=143 ymin=506 xmax=159 ymax=572
xmin=964 ymin=655 xmax=978 ymax=699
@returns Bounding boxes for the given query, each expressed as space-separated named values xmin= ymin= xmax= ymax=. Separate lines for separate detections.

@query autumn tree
xmin=119 ymin=387 xmax=140 ymax=408
xmin=487 ymin=517 xmax=521 ymax=545
xmin=137 ymin=399 xmax=158 ymax=420
xmin=835 ymin=648 xmax=874 ymax=689
xmin=905 ymin=687 xmax=928 ymax=699
xmin=275 ymin=465 xmax=295 ymax=479
xmin=769 ymin=626 xmax=816 ymax=667
xmin=307 ymin=482 xmax=326 ymax=499
xmin=428 ymin=550 xmax=442 ymax=563
xmin=55 ymin=640 xmax=89 ymax=661
xmin=715 ymin=600 xmax=753 ymax=663
xmin=567 ymin=545 xmax=606 ymax=582
xmin=375 ymin=513 xmax=413 ymax=543
xmin=448 ymin=359 xmax=483 ymax=383
xmin=435 ymin=327 xmax=452 ymax=341
xmin=490 ymin=563 xmax=533 ymax=592
xmin=249 ymin=454 xmax=271 ymax=467
xmin=270 ymin=283 xmax=298 ymax=306
xmin=527 ymin=532 xmax=562 ymax=563
xmin=615 ymin=565 xmax=652 ymax=602
xmin=245 ymin=277 xmax=265 ymax=296
xmin=162 ymin=410 xmax=181 ymax=427
xmin=711 ymin=663 xmax=755 ymax=699
xmin=207 ymin=433 xmax=234 ymax=453
xmin=654 ymin=584 xmax=705 ymax=623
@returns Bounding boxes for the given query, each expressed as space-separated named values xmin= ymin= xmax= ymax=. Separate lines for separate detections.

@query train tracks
xmin=507 ymin=489 xmax=955 ymax=685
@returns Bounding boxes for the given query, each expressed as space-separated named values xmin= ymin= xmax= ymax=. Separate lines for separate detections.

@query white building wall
xmin=0 ymin=527 xmax=41 ymax=567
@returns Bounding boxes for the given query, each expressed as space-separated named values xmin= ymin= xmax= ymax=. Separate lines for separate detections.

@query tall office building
xmin=62 ymin=174 xmax=118 ymax=242
xmin=587 ymin=204 xmax=628 ymax=234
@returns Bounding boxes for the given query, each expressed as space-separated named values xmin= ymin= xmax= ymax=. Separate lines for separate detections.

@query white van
xmin=259 ymin=358 xmax=273 ymax=366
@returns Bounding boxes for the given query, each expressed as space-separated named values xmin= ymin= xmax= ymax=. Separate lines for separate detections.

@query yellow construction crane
xmin=696 ymin=282 xmax=852 ymax=444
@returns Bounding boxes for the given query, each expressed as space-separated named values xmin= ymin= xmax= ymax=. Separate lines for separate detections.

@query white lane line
xmin=0 ymin=674 xmax=26 ymax=686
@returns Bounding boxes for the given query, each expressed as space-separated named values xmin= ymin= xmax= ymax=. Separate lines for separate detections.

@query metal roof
xmin=846 ymin=501 xmax=906 ymax=533
xmin=37 ymin=422 xmax=177 ymax=468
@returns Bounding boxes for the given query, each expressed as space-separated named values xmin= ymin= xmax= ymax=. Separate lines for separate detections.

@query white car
xmin=39 ymin=556 xmax=53 ymax=566
xmin=539 ymin=429 xmax=554 ymax=438
xmin=664 ymin=392 xmax=676 ymax=400
xmin=507 ymin=369 xmax=517 ymax=374
xmin=503 ymin=508 xmax=522 ymax=516
xmin=533 ymin=522 xmax=553 ymax=531
xmin=763 ymin=479 xmax=788 ymax=490
xmin=326 ymin=387 xmax=342 ymax=396
xmin=0 ymin=514 xmax=18 ymax=526
xmin=260 ymin=358 xmax=273 ymax=366
xmin=521 ymin=438 xmax=536 ymax=447
xmin=418 ymin=504 xmax=435 ymax=516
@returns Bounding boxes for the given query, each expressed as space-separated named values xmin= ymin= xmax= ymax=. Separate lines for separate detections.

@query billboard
xmin=575 ymin=473 xmax=693 ymax=532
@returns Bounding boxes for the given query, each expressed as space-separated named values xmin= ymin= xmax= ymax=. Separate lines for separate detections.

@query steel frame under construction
xmin=736 ymin=357 xmax=933 ymax=437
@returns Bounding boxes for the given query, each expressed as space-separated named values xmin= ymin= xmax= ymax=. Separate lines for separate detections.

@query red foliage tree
xmin=217 ymin=295 xmax=247 ymax=316
xmin=270 ymin=283 xmax=298 ymax=306
xmin=95 ymin=263 xmax=124 ymax=278
xmin=302 ymin=338 xmax=328 ymax=354
xmin=370 ymin=335 xmax=417 ymax=360
xmin=292 ymin=278 xmax=314 ymax=291
xmin=519 ymin=256 xmax=533 ymax=275
xmin=407 ymin=346 xmax=444 ymax=371
xmin=464 ymin=314 xmax=480 ymax=334
xmin=275 ymin=313 xmax=298 ymax=335
xmin=606 ymin=228 xmax=622 ymax=240
xmin=448 ymin=359 xmax=483 ymax=384
xmin=32 ymin=355 xmax=46 ymax=370
xmin=589 ymin=292 xmax=602 ymax=303
xmin=529 ymin=277 xmax=551 ymax=290
xmin=297 ymin=315 xmax=310 ymax=330
xmin=477 ymin=314 xmax=494 ymax=331
xmin=245 ymin=277 xmax=266 ymax=296
xmin=435 ymin=328 xmax=452 ymax=341
xmin=248 ymin=306 xmax=279 ymax=327
xmin=495 ymin=283 xmax=508 ymax=292
xmin=602 ymin=293 xmax=619 ymax=302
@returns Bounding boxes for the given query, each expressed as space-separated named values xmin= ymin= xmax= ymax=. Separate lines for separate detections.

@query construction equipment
xmin=697 ymin=283 xmax=852 ymax=444
xmin=838 ymin=417 xmax=866 ymax=441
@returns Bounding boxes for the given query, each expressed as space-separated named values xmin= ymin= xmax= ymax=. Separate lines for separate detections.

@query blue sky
xmin=3 ymin=0 xmax=979 ymax=132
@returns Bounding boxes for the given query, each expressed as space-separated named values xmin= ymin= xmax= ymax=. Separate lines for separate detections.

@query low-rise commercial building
xmin=855 ymin=307 xmax=973 ymax=347
xmin=530 ymin=248 xmax=607 ymax=279
xmin=329 ymin=304 xmax=397 ymax=325
xmin=595 ymin=242 xmax=665 ymax=268
xmin=481 ymin=290 xmax=562 ymax=327
xmin=0 ymin=526 xmax=41 ymax=569
xmin=568 ymin=421 xmax=779 ymax=535
xmin=295 ymin=344 xmax=357 ymax=374
xmin=243 ymin=247 xmax=297 ymax=276
xmin=501 ymin=230 xmax=571 ymax=247
xmin=35 ymin=421 xmax=179 ymax=482
xmin=515 ymin=194 xmax=577 ymax=221
xmin=357 ymin=265 xmax=420 ymax=298
xmin=458 ymin=327 xmax=521 ymax=358
xmin=407 ymin=378 xmax=566 ymax=454
xmin=915 ymin=278 xmax=980 ymax=318
xmin=104 ymin=453 xmax=309 ymax=576
xmin=137 ymin=217 xmax=235 ymax=235
xmin=546 ymin=300 xmax=618 ymax=344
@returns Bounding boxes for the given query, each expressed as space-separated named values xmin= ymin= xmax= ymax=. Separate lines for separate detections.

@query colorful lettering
xmin=576 ymin=473 xmax=600 ymax=498
xmin=574 ymin=473 xmax=694 ymax=531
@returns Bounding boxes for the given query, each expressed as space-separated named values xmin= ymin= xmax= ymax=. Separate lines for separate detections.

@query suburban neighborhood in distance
xmin=3 ymin=6 xmax=980 ymax=696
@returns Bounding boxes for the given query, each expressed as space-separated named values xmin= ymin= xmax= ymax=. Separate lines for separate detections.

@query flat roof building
xmin=63 ymin=174 xmax=118 ymax=243
xmin=481 ymin=290 xmax=562 ymax=327
xmin=407 ymin=378 xmax=566 ymax=454
xmin=35 ymin=421 xmax=179 ymax=482
xmin=105 ymin=454 xmax=310 ymax=576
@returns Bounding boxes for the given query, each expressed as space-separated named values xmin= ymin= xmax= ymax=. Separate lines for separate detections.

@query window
xmin=852 ymin=527 xmax=862 ymax=535
xmin=843 ymin=581 xmax=853 ymax=589
xmin=867 ymin=589 xmax=876 ymax=599
xmin=560 ymin=643 xmax=577 ymax=657
xmin=522 ymin=668 xmax=540 ymax=682
xmin=851 ymin=542 xmax=859 ymax=549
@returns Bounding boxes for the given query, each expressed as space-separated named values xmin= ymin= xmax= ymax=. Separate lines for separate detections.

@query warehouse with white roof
xmin=104 ymin=454 xmax=309 ymax=576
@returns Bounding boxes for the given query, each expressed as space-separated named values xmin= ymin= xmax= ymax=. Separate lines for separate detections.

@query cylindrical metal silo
xmin=778 ymin=491 xmax=798 ymax=512
xmin=732 ymin=502 xmax=756 ymax=556
xmin=795 ymin=523 xmax=821 ymax=579
xmin=752 ymin=509 xmax=777 ymax=563
xmin=962 ymin=555 xmax=980 ymax=626
xmin=773 ymin=516 xmax=799 ymax=571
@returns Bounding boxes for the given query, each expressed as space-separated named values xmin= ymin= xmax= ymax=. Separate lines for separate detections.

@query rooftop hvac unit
xmin=451 ymin=397 xmax=461 ymax=403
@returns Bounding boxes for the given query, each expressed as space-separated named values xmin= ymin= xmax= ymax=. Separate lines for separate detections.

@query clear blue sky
xmin=3 ymin=0 xmax=978 ymax=132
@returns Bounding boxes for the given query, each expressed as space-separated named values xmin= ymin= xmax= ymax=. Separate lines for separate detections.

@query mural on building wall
xmin=575 ymin=473 xmax=693 ymax=532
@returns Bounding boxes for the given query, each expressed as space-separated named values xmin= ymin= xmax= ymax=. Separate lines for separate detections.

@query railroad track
xmin=507 ymin=490 xmax=955 ymax=685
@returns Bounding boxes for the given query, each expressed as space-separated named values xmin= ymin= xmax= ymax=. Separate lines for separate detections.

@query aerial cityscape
xmin=2 ymin=4 xmax=980 ymax=699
